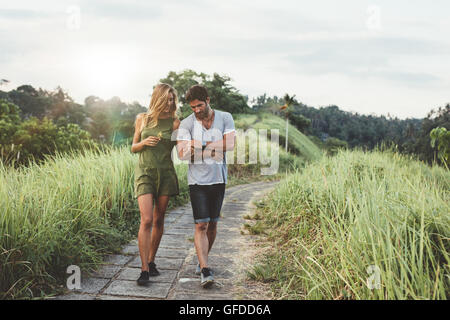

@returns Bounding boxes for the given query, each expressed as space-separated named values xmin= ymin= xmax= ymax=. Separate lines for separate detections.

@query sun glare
xmin=75 ymin=47 xmax=138 ymax=99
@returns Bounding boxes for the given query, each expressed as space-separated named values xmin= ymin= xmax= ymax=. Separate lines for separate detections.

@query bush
xmin=0 ymin=99 xmax=97 ymax=167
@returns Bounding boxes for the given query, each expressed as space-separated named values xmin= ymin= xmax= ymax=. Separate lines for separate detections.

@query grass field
xmin=247 ymin=148 xmax=449 ymax=299
xmin=0 ymin=122 xmax=315 ymax=299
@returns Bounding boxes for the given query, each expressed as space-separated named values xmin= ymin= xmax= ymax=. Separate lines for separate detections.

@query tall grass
xmin=249 ymin=148 xmax=449 ymax=299
xmin=0 ymin=146 xmax=188 ymax=299
xmin=0 ymin=129 xmax=310 ymax=299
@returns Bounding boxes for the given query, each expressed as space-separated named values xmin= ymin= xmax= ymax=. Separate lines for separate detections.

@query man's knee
xmin=207 ymin=221 xmax=217 ymax=232
xmin=195 ymin=222 xmax=208 ymax=233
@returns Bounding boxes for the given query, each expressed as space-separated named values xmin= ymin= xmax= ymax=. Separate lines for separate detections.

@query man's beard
xmin=196 ymin=105 xmax=210 ymax=120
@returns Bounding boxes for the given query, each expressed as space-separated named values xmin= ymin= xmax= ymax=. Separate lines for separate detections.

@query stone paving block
xmin=118 ymin=267 xmax=178 ymax=283
xmin=159 ymin=237 xmax=192 ymax=249
xmin=227 ymin=199 xmax=250 ymax=204
xmin=208 ymin=245 xmax=240 ymax=256
xmin=164 ymin=214 xmax=179 ymax=223
xmin=179 ymin=264 xmax=235 ymax=280
xmin=96 ymin=295 xmax=149 ymax=300
xmin=176 ymin=214 xmax=195 ymax=221
xmin=104 ymin=279 xmax=171 ymax=299
xmin=222 ymin=203 xmax=248 ymax=210
xmin=187 ymin=255 xmax=234 ymax=267
xmin=164 ymin=228 xmax=193 ymax=236
xmin=167 ymin=224 xmax=194 ymax=230
xmin=218 ymin=220 xmax=243 ymax=229
xmin=90 ymin=264 xmax=122 ymax=279
xmin=121 ymin=244 xmax=139 ymax=255
xmin=103 ymin=254 xmax=134 ymax=266
xmin=171 ymin=291 xmax=232 ymax=300
xmin=171 ymin=223 xmax=195 ymax=230
xmin=163 ymin=233 xmax=193 ymax=242
xmin=129 ymin=256 xmax=184 ymax=270
xmin=52 ymin=293 xmax=97 ymax=300
xmin=74 ymin=277 xmax=110 ymax=294
xmin=155 ymin=247 xmax=189 ymax=259
xmin=175 ymin=277 xmax=233 ymax=293
xmin=168 ymin=209 xmax=187 ymax=214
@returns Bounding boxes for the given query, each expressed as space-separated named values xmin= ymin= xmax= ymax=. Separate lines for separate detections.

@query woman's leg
xmin=138 ymin=193 xmax=154 ymax=271
xmin=148 ymin=195 xmax=170 ymax=264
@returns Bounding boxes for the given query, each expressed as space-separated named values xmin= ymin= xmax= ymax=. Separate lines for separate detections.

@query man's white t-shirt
xmin=176 ymin=109 xmax=235 ymax=185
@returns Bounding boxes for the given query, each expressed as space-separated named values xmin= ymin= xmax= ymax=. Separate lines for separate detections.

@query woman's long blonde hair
xmin=138 ymin=83 xmax=178 ymax=132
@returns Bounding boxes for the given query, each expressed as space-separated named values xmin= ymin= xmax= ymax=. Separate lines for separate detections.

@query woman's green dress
xmin=134 ymin=117 xmax=179 ymax=199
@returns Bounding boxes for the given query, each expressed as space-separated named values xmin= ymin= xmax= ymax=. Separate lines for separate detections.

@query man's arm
xmin=175 ymin=125 xmax=204 ymax=161
xmin=204 ymin=131 xmax=236 ymax=152
xmin=177 ymin=139 xmax=203 ymax=161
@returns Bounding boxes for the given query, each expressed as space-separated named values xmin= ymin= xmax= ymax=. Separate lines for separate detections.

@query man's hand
xmin=203 ymin=142 xmax=224 ymax=162
xmin=188 ymin=139 xmax=203 ymax=162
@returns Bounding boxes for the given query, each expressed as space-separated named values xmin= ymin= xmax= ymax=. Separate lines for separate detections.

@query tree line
xmin=251 ymin=94 xmax=449 ymax=165
xmin=1 ymin=69 xmax=448 ymax=167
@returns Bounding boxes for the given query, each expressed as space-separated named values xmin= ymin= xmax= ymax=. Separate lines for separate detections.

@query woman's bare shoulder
xmin=137 ymin=112 xmax=147 ymax=119
xmin=135 ymin=112 xmax=146 ymax=123
xmin=173 ymin=118 xmax=181 ymax=130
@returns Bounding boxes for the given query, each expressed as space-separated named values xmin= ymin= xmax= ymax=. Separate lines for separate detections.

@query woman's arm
xmin=131 ymin=114 xmax=161 ymax=153
xmin=131 ymin=114 xmax=145 ymax=153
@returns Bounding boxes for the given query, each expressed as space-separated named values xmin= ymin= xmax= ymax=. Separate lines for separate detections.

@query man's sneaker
xmin=137 ymin=271 xmax=150 ymax=286
xmin=148 ymin=261 xmax=160 ymax=276
xmin=200 ymin=268 xmax=214 ymax=288
xmin=195 ymin=263 xmax=213 ymax=276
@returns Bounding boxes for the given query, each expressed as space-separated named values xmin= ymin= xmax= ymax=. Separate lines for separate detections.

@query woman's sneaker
xmin=200 ymin=267 xmax=214 ymax=288
xmin=148 ymin=261 xmax=160 ymax=276
xmin=137 ymin=271 xmax=150 ymax=286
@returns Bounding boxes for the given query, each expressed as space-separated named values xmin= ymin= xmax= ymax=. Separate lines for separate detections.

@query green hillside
xmin=234 ymin=112 xmax=322 ymax=162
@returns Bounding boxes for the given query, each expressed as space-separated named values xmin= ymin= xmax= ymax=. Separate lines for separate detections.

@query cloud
xmin=0 ymin=0 xmax=449 ymax=118
xmin=78 ymin=0 xmax=162 ymax=20
xmin=0 ymin=8 xmax=55 ymax=19
xmin=279 ymin=35 xmax=447 ymax=86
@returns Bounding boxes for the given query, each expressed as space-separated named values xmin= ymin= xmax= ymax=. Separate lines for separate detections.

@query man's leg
xmin=206 ymin=221 xmax=217 ymax=253
xmin=205 ymin=183 xmax=225 ymax=254
xmin=194 ymin=222 xmax=210 ymax=269
xmin=189 ymin=184 xmax=211 ymax=269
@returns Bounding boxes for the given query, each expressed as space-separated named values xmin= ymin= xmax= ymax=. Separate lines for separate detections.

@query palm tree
xmin=280 ymin=94 xmax=295 ymax=152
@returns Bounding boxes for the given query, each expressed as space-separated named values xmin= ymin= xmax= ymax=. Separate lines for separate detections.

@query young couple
xmin=131 ymin=83 xmax=235 ymax=288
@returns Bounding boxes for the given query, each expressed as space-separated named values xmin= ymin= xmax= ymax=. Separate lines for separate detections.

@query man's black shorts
xmin=188 ymin=183 xmax=226 ymax=224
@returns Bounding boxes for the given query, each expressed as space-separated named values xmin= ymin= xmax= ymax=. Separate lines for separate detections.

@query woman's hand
xmin=141 ymin=136 xmax=161 ymax=147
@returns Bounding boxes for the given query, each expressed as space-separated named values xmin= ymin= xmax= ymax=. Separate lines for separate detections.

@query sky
xmin=1 ymin=0 xmax=449 ymax=119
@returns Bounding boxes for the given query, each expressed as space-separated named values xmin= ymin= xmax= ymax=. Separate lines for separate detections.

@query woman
xmin=131 ymin=83 xmax=180 ymax=286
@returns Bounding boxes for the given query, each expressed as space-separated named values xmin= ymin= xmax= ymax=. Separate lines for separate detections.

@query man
xmin=176 ymin=85 xmax=235 ymax=288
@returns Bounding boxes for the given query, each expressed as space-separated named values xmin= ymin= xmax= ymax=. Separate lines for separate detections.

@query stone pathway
xmin=52 ymin=180 xmax=279 ymax=300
